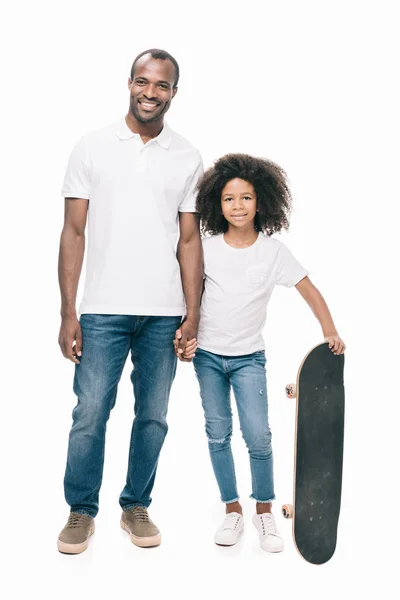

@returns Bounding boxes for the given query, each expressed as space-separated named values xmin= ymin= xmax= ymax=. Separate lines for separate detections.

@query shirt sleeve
xmin=178 ymin=153 xmax=204 ymax=213
xmin=61 ymin=137 xmax=91 ymax=199
xmin=275 ymin=242 xmax=309 ymax=287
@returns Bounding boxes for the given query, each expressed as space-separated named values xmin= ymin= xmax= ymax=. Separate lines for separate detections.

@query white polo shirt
xmin=197 ymin=232 xmax=308 ymax=356
xmin=62 ymin=118 xmax=203 ymax=316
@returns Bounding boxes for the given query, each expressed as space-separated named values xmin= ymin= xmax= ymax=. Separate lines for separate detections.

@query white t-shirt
xmin=197 ymin=232 xmax=308 ymax=356
xmin=62 ymin=118 xmax=203 ymax=316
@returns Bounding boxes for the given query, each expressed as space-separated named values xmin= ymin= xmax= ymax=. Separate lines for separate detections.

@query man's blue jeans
xmin=193 ymin=348 xmax=275 ymax=504
xmin=63 ymin=314 xmax=182 ymax=517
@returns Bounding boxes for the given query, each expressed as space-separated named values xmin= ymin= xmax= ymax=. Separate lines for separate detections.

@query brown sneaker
xmin=57 ymin=513 xmax=95 ymax=554
xmin=121 ymin=507 xmax=161 ymax=547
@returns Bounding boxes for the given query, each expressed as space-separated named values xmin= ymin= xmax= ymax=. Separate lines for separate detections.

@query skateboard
xmin=282 ymin=342 xmax=345 ymax=565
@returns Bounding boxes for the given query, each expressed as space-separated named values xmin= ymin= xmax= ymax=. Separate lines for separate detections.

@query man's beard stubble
xmin=130 ymin=97 xmax=169 ymax=124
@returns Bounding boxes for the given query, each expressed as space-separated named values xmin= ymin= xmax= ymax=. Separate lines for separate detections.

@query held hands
xmin=173 ymin=319 xmax=198 ymax=362
xmin=324 ymin=334 xmax=346 ymax=355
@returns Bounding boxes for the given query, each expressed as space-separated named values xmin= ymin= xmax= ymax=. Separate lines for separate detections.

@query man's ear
xmin=172 ymin=87 xmax=178 ymax=98
xmin=127 ymin=78 xmax=133 ymax=90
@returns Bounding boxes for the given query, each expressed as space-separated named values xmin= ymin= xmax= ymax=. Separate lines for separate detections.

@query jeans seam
xmin=229 ymin=442 xmax=238 ymax=500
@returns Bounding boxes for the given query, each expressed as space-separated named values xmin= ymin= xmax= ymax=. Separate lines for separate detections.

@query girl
xmin=174 ymin=154 xmax=345 ymax=552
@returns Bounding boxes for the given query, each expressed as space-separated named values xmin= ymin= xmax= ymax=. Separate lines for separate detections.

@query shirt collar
xmin=116 ymin=118 xmax=171 ymax=149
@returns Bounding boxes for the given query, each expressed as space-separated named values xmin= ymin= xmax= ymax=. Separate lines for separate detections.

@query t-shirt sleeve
xmin=178 ymin=153 xmax=204 ymax=213
xmin=61 ymin=137 xmax=91 ymax=199
xmin=275 ymin=242 xmax=309 ymax=287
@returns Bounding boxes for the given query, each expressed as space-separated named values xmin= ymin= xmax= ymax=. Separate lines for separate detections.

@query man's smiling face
xmin=128 ymin=55 xmax=177 ymax=124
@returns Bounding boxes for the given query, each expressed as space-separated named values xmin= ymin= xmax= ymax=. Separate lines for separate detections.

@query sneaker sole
xmin=261 ymin=543 xmax=284 ymax=553
xmin=120 ymin=520 xmax=161 ymax=547
xmin=57 ymin=524 xmax=95 ymax=554
xmin=214 ymin=527 xmax=244 ymax=546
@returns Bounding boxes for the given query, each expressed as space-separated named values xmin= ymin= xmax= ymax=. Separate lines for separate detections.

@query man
xmin=57 ymin=49 xmax=203 ymax=554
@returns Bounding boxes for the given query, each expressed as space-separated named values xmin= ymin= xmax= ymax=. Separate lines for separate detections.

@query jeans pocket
xmin=252 ymin=350 xmax=266 ymax=366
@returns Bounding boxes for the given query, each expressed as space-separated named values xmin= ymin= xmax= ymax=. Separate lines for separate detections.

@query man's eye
xmin=135 ymin=80 xmax=145 ymax=85
xmin=159 ymin=84 xmax=169 ymax=89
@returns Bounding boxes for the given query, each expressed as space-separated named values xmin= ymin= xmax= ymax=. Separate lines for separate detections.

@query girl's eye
xmin=243 ymin=196 xmax=252 ymax=200
xmin=224 ymin=198 xmax=233 ymax=202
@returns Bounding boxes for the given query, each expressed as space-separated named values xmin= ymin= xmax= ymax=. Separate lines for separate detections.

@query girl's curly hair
xmin=196 ymin=153 xmax=292 ymax=236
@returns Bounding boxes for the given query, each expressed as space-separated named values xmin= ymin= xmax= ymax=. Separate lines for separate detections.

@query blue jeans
xmin=63 ymin=314 xmax=182 ymax=517
xmin=193 ymin=348 xmax=275 ymax=504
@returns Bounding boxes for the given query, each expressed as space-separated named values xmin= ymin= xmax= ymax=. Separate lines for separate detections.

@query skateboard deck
xmin=282 ymin=342 xmax=345 ymax=564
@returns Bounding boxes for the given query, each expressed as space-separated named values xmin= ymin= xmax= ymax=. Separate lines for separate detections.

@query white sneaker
xmin=252 ymin=513 xmax=284 ymax=553
xmin=214 ymin=512 xmax=244 ymax=546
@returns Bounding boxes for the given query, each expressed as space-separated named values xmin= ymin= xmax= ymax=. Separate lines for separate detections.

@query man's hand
xmin=58 ymin=316 xmax=83 ymax=364
xmin=173 ymin=331 xmax=197 ymax=361
xmin=173 ymin=319 xmax=198 ymax=362
xmin=324 ymin=334 xmax=346 ymax=355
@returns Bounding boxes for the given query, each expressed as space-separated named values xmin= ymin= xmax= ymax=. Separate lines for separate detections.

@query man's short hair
xmin=130 ymin=49 xmax=180 ymax=88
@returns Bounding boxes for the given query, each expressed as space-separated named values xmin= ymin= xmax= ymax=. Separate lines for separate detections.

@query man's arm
xmin=295 ymin=276 xmax=346 ymax=355
xmin=176 ymin=212 xmax=203 ymax=360
xmin=58 ymin=198 xmax=88 ymax=363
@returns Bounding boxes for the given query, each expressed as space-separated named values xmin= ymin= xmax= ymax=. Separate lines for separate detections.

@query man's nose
xmin=143 ymin=84 xmax=158 ymax=99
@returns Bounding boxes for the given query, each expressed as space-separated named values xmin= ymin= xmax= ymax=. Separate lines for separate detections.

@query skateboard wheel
xmin=285 ymin=384 xmax=297 ymax=399
xmin=282 ymin=504 xmax=293 ymax=519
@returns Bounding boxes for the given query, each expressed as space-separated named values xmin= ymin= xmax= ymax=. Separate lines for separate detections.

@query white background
xmin=1 ymin=0 xmax=399 ymax=598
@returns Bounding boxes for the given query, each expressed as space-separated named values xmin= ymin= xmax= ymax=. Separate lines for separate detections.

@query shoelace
xmin=220 ymin=513 xmax=240 ymax=531
xmin=67 ymin=513 xmax=90 ymax=528
xmin=130 ymin=507 xmax=150 ymax=522
xmin=259 ymin=514 xmax=277 ymax=536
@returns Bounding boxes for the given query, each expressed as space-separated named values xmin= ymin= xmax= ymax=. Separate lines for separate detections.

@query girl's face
xmin=221 ymin=178 xmax=257 ymax=229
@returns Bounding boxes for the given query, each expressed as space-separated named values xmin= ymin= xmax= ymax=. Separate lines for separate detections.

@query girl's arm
xmin=295 ymin=276 xmax=346 ymax=355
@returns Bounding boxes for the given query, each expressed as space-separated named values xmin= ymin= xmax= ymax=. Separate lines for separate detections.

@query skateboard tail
xmin=294 ymin=533 xmax=338 ymax=565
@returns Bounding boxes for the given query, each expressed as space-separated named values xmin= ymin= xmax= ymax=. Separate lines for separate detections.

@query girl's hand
xmin=324 ymin=335 xmax=346 ymax=355
xmin=182 ymin=338 xmax=197 ymax=360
